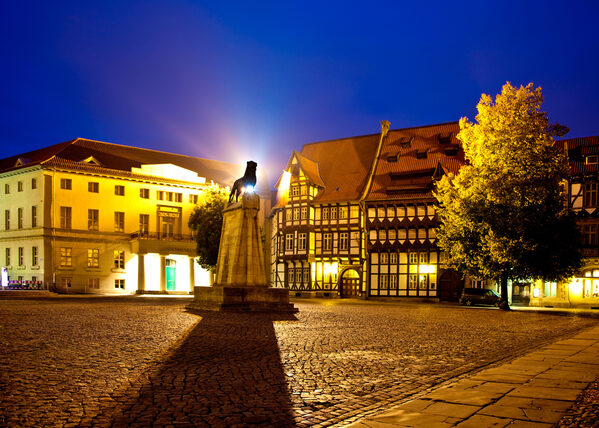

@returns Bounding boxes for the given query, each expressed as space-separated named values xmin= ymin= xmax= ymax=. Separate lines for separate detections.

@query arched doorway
xmin=340 ymin=269 xmax=361 ymax=298
xmin=438 ymin=269 xmax=463 ymax=301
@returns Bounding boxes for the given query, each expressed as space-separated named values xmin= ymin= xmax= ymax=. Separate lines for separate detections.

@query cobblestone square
xmin=0 ymin=295 xmax=597 ymax=427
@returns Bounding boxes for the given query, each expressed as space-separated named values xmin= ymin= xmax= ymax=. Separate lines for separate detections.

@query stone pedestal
xmin=188 ymin=193 xmax=297 ymax=312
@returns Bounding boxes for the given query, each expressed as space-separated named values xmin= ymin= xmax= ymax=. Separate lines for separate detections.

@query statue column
xmin=189 ymin=256 xmax=196 ymax=293
xmin=160 ymin=255 xmax=167 ymax=293
xmin=137 ymin=253 xmax=146 ymax=293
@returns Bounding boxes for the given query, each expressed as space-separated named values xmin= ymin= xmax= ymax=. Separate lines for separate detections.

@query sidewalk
xmin=348 ymin=325 xmax=599 ymax=427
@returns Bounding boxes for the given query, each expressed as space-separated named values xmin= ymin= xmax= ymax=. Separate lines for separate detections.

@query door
xmin=340 ymin=269 xmax=360 ymax=298
xmin=166 ymin=259 xmax=176 ymax=291
xmin=439 ymin=270 xmax=463 ymax=301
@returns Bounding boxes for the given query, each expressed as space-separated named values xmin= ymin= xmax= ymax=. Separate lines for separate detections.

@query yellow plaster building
xmin=0 ymin=138 xmax=270 ymax=294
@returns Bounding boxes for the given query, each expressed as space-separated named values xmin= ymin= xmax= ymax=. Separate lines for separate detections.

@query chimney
xmin=380 ymin=120 xmax=390 ymax=137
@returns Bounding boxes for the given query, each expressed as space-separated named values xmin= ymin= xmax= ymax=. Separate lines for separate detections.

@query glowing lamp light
xmin=533 ymin=288 xmax=540 ymax=298
xmin=244 ymin=185 xmax=254 ymax=194
xmin=276 ymin=170 xmax=291 ymax=207
xmin=324 ymin=262 xmax=339 ymax=275
xmin=419 ymin=264 xmax=436 ymax=274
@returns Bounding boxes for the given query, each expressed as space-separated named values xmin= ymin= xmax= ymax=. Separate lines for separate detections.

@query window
xmin=31 ymin=178 xmax=37 ymax=189
xmin=471 ymin=279 xmax=485 ymax=288
xmin=60 ymin=247 xmax=72 ymax=267
xmin=323 ymin=233 xmax=332 ymax=250
xmin=189 ymin=194 xmax=198 ymax=204
xmin=300 ymin=185 xmax=307 ymax=195
xmin=4 ymin=210 xmax=9 ymax=230
xmin=88 ymin=182 xmax=99 ymax=193
xmin=5 ymin=248 xmax=10 ymax=265
xmin=88 ymin=209 xmax=99 ymax=231
xmin=285 ymin=234 xmax=294 ymax=251
xmin=115 ymin=185 xmax=125 ymax=196
xmin=60 ymin=206 xmax=72 ymax=229
xmin=291 ymin=186 xmax=299 ymax=197
xmin=298 ymin=233 xmax=307 ymax=251
xmin=380 ymin=253 xmax=389 ymax=264
xmin=409 ymin=274 xmax=418 ymax=289
xmin=32 ymin=246 xmax=38 ymax=266
xmin=4 ymin=184 xmax=9 ymax=194
xmin=17 ymin=181 xmax=23 ymax=192
xmin=586 ymin=155 xmax=598 ymax=165
xmin=409 ymin=252 xmax=418 ymax=264
xmin=166 ymin=192 xmax=173 ymax=202
xmin=87 ymin=249 xmax=99 ymax=268
xmin=339 ymin=207 xmax=347 ymax=219
xmin=583 ymin=225 xmax=597 ymax=246
xmin=288 ymin=267 xmax=295 ymax=284
xmin=379 ymin=275 xmax=388 ymax=289
xmin=301 ymin=207 xmax=308 ymax=220
xmin=114 ymin=250 xmax=125 ymax=269
xmin=419 ymin=252 xmax=428 ymax=264
xmin=114 ymin=212 xmax=125 ymax=232
xmin=18 ymin=247 xmax=24 ymax=266
xmin=157 ymin=191 xmax=164 ymax=200
xmin=175 ymin=193 xmax=182 ymax=203
xmin=60 ymin=178 xmax=72 ymax=190
xmin=390 ymin=252 xmax=398 ymax=264
xmin=17 ymin=208 xmax=23 ymax=229
xmin=140 ymin=188 xmax=150 ymax=199
xmin=139 ymin=214 xmax=149 ymax=236
xmin=323 ymin=208 xmax=329 ymax=220
xmin=339 ymin=232 xmax=348 ymax=251
xmin=89 ymin=278 xmax=100 ymax=289
xmin=31 ymin=206 xmax=37 ymax=228
xmin=331 ymin=207 xmax=337 ymax=220
xmin=377 ymin=207 xmax=385 ymax=219
xmin=584 ymin=182 xmax=597 ymax=207
xmin=389 ymin=275 xmax=397 ymax=289
xmin=293 ymin=208 xmax=300 ymax=220
xmin=114 ymin=279 xmax=125 ymax=289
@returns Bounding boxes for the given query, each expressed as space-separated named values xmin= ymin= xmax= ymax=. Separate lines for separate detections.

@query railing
xmin=1 ymin=281 xmax=46 ymax=290
xmin=130 ymin=231 xmax=194 ymax=242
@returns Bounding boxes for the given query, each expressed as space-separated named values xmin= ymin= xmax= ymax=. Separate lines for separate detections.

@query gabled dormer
xmin=80 ymin=156 xmax=103 ymax=166
xmin=14 ymin=157 xmax=31 ymax=167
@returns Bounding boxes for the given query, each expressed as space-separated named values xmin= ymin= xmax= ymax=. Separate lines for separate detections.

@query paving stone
xmin=424 ymin=388 xmax=502 ymax=406
xmin=422 ymin=401 xmax=480 ymax=418
xmin=508 ymin=385 xmax=581 ymax=401
xmin=455 ymin=414 xmax=510 ymax=427
xmin=478 ymin=403 xmax=564 ymax=423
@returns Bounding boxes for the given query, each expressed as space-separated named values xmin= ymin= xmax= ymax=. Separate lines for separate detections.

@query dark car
xmin=459 ymin=288 xmax=501 ymax=307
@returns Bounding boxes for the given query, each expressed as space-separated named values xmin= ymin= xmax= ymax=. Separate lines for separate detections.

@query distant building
xmin=0 ymin=138 xmax=270 ymax=294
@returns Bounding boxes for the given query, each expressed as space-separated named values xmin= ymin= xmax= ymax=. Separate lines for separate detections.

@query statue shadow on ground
xmin=88 ymin=310 xmax=298 ymax=427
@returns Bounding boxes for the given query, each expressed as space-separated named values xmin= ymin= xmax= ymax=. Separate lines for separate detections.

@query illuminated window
xmin=113 ymin=250 xmax=125 ymax=269
xmin=398 ymin=228 xmax=406 ymax=240
xmin=293 ymin=208 xmax=300 ymax=220
xmin=339 ymin=232 xmax=348 ymax=251
xmin=369 ymin=229 xmax=377 ymax=243
xmin=396 ymin=205 xmax=405 ymax=219
xmin=32 ymin=246 xmax=38 ymax=266
xmin=60 ymin=178 xmax=72 ymax=190
xmin=17 ymin=208 xmax=23 ymax=229
xmin=409 ymin=274 xmax=417 ymax=289
xmin=115 ymin=185 xmax=125 ymax=196
xmin=377 ymin=207 xmax=385 ymax=219
xmin=5 ymin=248 xmax=10 ymax=265
xmin=17 ymin=181 xmax=23 ymax=192
xmin=323 ymin=208 xmax=329 ymax=220
xmin=429 ymin=228 xmax=437 ymax=240
xmin=351 ymin=205 xmax=359 ymax=218
xmin=114 ymin=279 xmax=125 ymax=289
xmin=291 ymin=186 xmax=299 ymax=197
xmin=407 ymin=205 xmax=415 ymax=218
xmin=408 ymin=228 xmax=416 ymax=240
xmin=300 ymin=185 xmax=307 ymax=195
xmin=88 ymin=182 xmax=99 ymax=193
xmin=285 ymin=234 xmax=294 ymax=251
xmin=386 ymin=206 xmax=395 ymax=218
xmin=388 ymin=229 xmax=397 ymax=241
xmin=380 ymin=252 xmax=389 ymax=264
xmin=323 ymin=233 xmax=332 ymax=250
xmin=189 ymin=194 xmax=198 ymax=204
xmin=379 ymin=275 xmax=388 ymax=289
xmin=31 ymin=206 xmax=37 ymax=228
xmin=584 ymin=182 xmax=597 ymax=207
xmin=379 ymin=229 xmax=387 ymax=242
xmin=18 ymin=247 xmax=24 ymax=266
xmin=331 ymin=207 xmax=337 ymax=220
xmin=4 ymin=210 xmax=9 ymax=230
xmin=389 ymin=275 xmax=397 ymax=289
xmin=60 ymin=206 xmax=72 ymax=229
xmin=301 ymin=207 xmax=307 ymax=220
xmin=114 ymin=212 xmax=125 ymax=232
xmin=60 ymin=247 xmax=72 ymax=267
xmin=288 ymin=267 xmax=295 ymax=284
xmin=303 ymin=268 xmax=309 ymax=283
xmin=88 ymin=209 xmax=99 ymax=231
xmin=298 ymin=233 xmax=307 ymax=251
xmin=409 ymin=253 xmax=418 ymax=264
xmin=390 ymin=252 xmax=398 ymax=264
xmin=31 ymin=178 xmax=37 ymax=189
xmin=140 ymin=188 xmax=150 ymax=199
xmin=339 ymin=207 xmax=347 ymax=219
xmin=175 ymin=193 xmax=183 ymax=203
xmin=419 ymin=252 xmax=428 ymax=264
xmin=89 ymin=278 xmax=100 ymax=289
xmin=139 ymin=214 xmax=149 ymax=236
xmin=87 ymin=249 xmax=99 ymax=268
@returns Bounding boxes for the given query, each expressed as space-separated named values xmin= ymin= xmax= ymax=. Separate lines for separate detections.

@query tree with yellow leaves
xmin=435 ymin=82 xmax=581 ymax=310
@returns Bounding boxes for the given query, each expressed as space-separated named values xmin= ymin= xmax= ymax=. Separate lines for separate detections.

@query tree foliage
xmin=188 ymin=186 xmax=229 ymax=270
xmin=435 ymin=82 xmax=582 ymax=307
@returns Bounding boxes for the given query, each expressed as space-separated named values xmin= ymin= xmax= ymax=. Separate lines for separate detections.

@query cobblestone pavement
xmin=0 ymin=296 xmax=597 ymax=427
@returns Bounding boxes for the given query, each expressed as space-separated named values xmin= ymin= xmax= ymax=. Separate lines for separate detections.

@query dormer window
xmin=586 ymin=155 xmax=598 ymax=165
xmin=387 ymin=154 xmax=398 ymax=162
xmin=399 ymin=137 xmax=413 ymax=148
xmin=444 ymin=148 xmax=458 ymax=157
xmin=416 ymin=150 xmax=428 ymax=159
xmin=81 ymin=156 xmax=103 ymax=166
xmin=438 ymin=133 xmax=452 ymax=144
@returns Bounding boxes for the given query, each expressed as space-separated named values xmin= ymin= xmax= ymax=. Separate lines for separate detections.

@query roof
xmin=557 ymin=136 xmax=599 ymax=176
xmin=299 ymin=133 xmax=381 ymax=203
xmin=0 ymin=138 xmax=270 ymax=196
xmin=366 ymin=122 xmax=465 ymax=201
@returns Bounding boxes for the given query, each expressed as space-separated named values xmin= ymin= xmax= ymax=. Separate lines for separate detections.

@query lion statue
xmin=229 ymin=160 xmax=258 ymax=203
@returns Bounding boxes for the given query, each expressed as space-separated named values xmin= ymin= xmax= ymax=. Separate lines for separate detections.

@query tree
xmin=435 ymin=82 xmax=582 ymax=310
xmin=188 ymin=186 xmax=229 ymax=270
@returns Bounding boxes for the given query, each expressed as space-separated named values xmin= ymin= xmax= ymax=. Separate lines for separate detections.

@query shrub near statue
xmin=229 ymin=160 xmax=257 ymax=203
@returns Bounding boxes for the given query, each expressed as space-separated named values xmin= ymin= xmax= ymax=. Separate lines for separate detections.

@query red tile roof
xmin=366 ymin=122 xmax=464 ymax=201
xmin=0 ymin=138 xmax=269 ymax=196
xmin=558 ymin=136 xmax=599 ymax=176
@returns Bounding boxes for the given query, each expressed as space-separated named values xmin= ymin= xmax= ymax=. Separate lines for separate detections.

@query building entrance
xmin=166 ymin=259 xmax=176 ymax=291
xmin=439 ymin=269 xmax=462 ymax=301
xmin=340 ymin=269 xmax=360 ymax=298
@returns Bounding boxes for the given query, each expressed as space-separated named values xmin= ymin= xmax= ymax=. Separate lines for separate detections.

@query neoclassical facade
xmin=0 ymin=138 xmax=269 ymax=294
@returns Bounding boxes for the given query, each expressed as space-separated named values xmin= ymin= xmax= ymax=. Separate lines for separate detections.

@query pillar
xmin=137 ymin=253 xmax=146 ymax=293
xmin=160 ymin=255 xmax=167 ymax=293
xmin=189 ymin=256 xmax=196 ymax=293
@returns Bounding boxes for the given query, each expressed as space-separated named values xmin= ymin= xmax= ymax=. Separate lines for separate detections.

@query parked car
xmin=459 ymin=288 xmax=501 ymax=307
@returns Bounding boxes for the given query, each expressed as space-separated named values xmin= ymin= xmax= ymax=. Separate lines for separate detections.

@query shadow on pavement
xmin=88 ymin=310 xmax=298 ymax=427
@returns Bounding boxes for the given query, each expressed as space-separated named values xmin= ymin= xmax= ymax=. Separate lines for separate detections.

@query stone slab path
xmin=347 ymin=325 xmax=599 ymax=427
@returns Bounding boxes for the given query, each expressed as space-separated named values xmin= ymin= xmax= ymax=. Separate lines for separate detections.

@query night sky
xmin=2 ymin=1 xmax=598 ymax=186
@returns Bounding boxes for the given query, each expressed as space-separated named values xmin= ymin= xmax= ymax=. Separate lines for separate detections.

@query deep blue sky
xmin=2 ymin=1 xmax=599 ymax=186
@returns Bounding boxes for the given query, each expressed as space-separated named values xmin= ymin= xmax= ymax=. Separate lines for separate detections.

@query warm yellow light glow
xmin=569 ymin=278 xmax=583 ymax=297
xmin=419 ymin=264 xmax=436 ymax=274
xmin=324 ymin=262 xmax=339 ymax=275
xmin=276 ymin=170 xmax=291 ymax=207
xmin=533 ymin=288 xmax=540 ymax=298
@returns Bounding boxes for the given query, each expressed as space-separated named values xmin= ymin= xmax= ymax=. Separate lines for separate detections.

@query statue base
xmin=187 ymin=286 xmax=298 ymax=313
